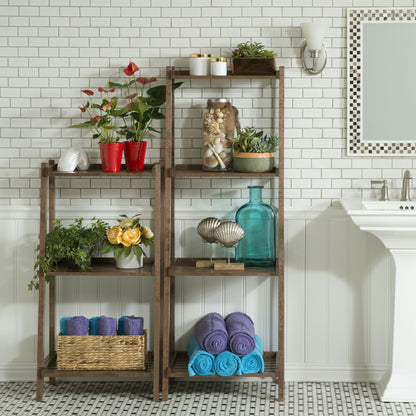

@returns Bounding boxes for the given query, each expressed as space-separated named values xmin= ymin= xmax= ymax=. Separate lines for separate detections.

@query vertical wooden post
xmin=162 ymin=66 xmax=174 ymax=401
xmin=277 ymin=66 xmax=285 ymax=402
xmin=152 ymin=162 xmax=161 ymax=401
xmin=48 ymin=161 xmax=56 ymax=386
xmin=36 ymin=163 xmax=48 ymax=402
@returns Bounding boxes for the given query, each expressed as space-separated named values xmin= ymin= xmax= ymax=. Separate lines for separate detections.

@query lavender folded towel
xmin=89 ymin=316 xmax=100 ymax=336
xmin=195 ymin=312 xmax=228 ymax=355
xmin=99 ymin=316 xmax=117 ymax=336
xmin=118 ymin=315 xmax=134 ymax=335
xmin=60 ymin=316 xmax=72 ymax=335
xmin=124 ymin=316 xmax=144 ymax=335
xmin=67 ymin=316 xmax=89 ymax=336
xmin=225 ymin=312 xmax=256 ymax=357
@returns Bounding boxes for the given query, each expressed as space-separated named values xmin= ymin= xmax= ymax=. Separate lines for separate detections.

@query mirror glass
xmin=347 ymin=8 xmax=416 ymax=155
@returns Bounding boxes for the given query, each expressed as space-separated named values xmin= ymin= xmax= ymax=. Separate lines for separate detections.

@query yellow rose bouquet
xmin=102 ymin=214 xmax=154 ymax=261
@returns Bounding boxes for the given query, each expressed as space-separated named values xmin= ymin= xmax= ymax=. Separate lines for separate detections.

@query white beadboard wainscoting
xmin=0 ymin=206 xmax=391 ymax=382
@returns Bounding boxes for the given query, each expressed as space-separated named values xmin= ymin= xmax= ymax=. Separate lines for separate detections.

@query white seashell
xmin=205 ymin=148 xmax=213 ymax=158
xmin=214 ymin=137 xmax=221 ymax=145
xmin=214 ymin=143 xmax=223 ymax=153
xmin=214 ymin=222 xmax=244 ymax=248
xmin=197 ymin=217 xmax=221 ymax=244
xmin=58 ymin=148 xmax=90 ymax=172
xmin=222 ymin=147 xmax=232 ymax=154
xmin=217 ymin=118 xmax=223 ymax=124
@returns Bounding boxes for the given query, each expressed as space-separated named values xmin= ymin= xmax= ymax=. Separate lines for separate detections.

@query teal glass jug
xmin=235 ymin=185 xmax=276 ymax=267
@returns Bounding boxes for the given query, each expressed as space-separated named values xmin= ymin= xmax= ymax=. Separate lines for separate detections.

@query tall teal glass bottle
xmin=235 ymin=185 xmax=276 ymax=267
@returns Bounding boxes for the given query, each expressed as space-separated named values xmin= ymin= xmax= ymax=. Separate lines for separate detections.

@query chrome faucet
xmin=401 ymin=170 xmax=412 ymax=201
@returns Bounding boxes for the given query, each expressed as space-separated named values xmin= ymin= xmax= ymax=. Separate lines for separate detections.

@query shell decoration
xmin=213 ymin=221 xmax=244 ymax=248
xmin=197 ymin=217 xmax=221 ymax=244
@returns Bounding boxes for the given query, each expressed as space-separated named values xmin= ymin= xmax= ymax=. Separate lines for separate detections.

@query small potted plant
xmin=70 ymin=87 xmax=128 ymax=172
xmin=102 ymin=214 xmax=154 ymax=269
xmin=232 ymin=127 xmax=279 ymax=173
xmin=231 ymin=41 xmax=278 ymax=75
xmin=109 ymin=62 xmax=182 ymax=171
xmin=29 ymin=218 xmax=109 ymax=291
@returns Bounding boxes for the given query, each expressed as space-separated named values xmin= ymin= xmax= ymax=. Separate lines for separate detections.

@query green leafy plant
xmin=30 ymin=218 xmax=109 ymax=291
xmin=233 ymin=127 xmax=279 ymax=153
xmin=70 ymin=87 xmax=129 ymax=143
xmin=232 ymin=41 xmax=278 ymax=58
xmin=102 ymin=214 xmax=154 ymax=260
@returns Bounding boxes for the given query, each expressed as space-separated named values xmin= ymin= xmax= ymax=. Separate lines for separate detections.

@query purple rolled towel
xmin=225 ymin=312 xmax=256 ymax=357
xmin=195 ymin=312 xmax=228 ymax=355
xmin=99 ymin=316 xmax=117 ymax=336
xmin=124 ymin=316 xmax=144 ymax=335
xmin=67 ymin=316 xmax=89 ymax=336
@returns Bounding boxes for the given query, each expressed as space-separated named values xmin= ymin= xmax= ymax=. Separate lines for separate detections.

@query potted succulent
xmin=231 ymin=41 xmax=278 ymax=75
xmin=70 ymin=87 xmax=129 ymax=172
xmin=109 ymin=62 xmax=182 ymax=171
xmin=232 ymin=127 xmax=279 ymax=173
xmin=102 ymin=214 xmax=154 ymax=268
xmin=29 ymin=218 xmax=109 ymax=291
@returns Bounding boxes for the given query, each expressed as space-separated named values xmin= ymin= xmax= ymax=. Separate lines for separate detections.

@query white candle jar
xmin=210 ymin=57 xmax=228 ymax=76
xmin=189 ymin=53 xmax=212 ymax=76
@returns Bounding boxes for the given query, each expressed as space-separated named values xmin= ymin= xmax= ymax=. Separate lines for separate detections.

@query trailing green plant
xmin=232 ymin=127 xmax=279 ymax=153
xmin=232 ymin=41 xmax=278 ymax=58
xmin=30 ymin=218 xmax=109 ymax=291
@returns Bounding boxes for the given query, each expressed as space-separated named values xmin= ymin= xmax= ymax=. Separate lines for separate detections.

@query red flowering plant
xmin=70 ymin=86 xmax=129 ymax=143
xmin=108 ymin=62 xmax=182 ymax=142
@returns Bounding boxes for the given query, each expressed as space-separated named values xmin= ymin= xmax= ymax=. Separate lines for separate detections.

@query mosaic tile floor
xmin=1 ymin=381 xmax=415 ymax=415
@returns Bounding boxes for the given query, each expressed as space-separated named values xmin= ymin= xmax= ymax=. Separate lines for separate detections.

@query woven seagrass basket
xmin=57 ymin=329 xmax=147 ymax=370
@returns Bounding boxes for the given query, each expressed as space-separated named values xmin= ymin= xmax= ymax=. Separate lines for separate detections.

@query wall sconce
xmin=300 ymin=22 xmax=328 ymax=75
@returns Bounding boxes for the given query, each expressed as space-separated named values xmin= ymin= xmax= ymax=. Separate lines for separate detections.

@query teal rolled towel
xmin=118 ymin=315 xmax=134 ymax=335
xmin=89 ymin=316 xmax=100 ymax=335
xmin=60 ymin=316 xmax=72 ymax=335
xmin=241 ymin=334 xmax=264 ymax=374
xmin=187 ymin=337 xmax=215 ymax=376
xmin=214 ymin=350 xmax=242 ymax=376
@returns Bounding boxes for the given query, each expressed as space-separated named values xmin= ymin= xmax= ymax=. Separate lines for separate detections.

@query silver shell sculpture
xmin=197 ymin=217 xmax=221 ymax=244
xmin=213 ymin=221 xmax=244 ymax=248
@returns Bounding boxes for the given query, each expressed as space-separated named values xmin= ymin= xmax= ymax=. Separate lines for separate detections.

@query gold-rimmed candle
xmin=210 ymin=57 xmax=227 ymax=76
xmin=189 ymin=53 xmax=212 ymax=76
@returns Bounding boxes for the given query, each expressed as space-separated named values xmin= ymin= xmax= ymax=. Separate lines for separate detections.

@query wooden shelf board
xmin=48 ymin=258 xmax=155 ymax=276
xmin=41 ymin=352 xmax=153 ymax=378
xmin=48 ymin=163 xmax=156 ymax=177
xmin=172 ymin=70 xmax=280 ymax=80
xmin=172 ymin=164 xmax=279 ymax=178
xmin=169 ymin=351 xmax=278 ymax=378
xmin=170 ymin=258 xmax=277 ymax=277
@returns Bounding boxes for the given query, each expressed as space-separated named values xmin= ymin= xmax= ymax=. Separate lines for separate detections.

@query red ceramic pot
xmin=99 ymin=142 xmax=124 ymax=173
xmin=124 ymin=141 xmax=147 ymax=171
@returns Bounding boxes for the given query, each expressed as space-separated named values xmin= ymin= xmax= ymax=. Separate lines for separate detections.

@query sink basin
xmin=341 ymin=198 xmax=416 ymax=402
xmin=362 ymin=201 xmax=416 ymax=211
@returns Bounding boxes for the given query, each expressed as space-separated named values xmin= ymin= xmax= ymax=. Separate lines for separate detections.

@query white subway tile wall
xmin=1 ymin=0 xmax=416 ymax=209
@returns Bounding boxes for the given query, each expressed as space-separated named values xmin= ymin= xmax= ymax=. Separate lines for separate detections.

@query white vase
xmin=115 ymin=251 xmax=143 ymax=269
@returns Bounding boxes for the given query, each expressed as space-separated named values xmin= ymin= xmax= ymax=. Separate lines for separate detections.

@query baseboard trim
xmin=285 ymin=364 xmax=386 ymax=383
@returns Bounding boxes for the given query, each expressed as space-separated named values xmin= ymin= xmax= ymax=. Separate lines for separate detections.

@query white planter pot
xmin=115 ymin=251 xmax=143 ymax=269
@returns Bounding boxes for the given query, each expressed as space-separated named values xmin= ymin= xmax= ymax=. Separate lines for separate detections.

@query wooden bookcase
xmin=162 ymin=66 xmax=285 ymax=401
xmin=36 ymin=162 xmax=163 ymax=402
